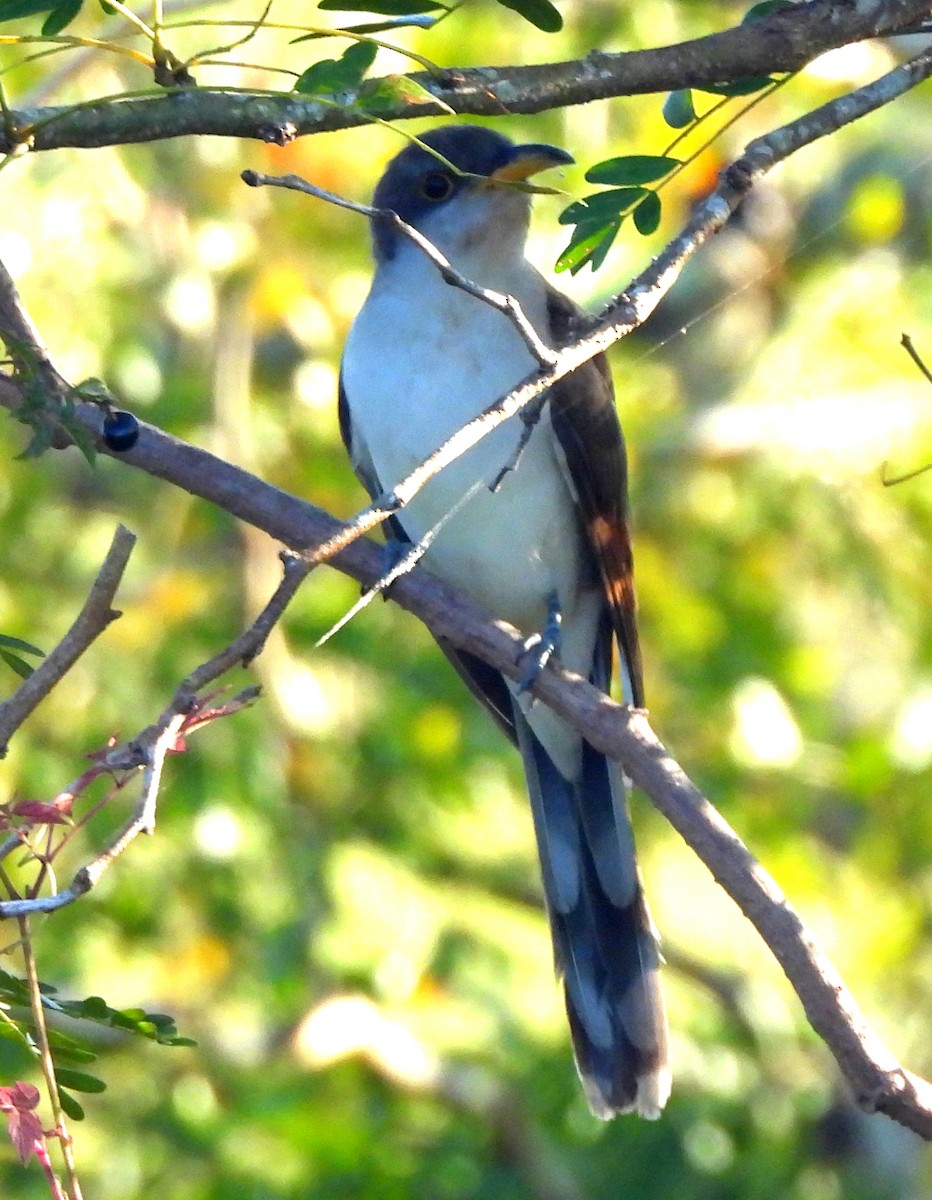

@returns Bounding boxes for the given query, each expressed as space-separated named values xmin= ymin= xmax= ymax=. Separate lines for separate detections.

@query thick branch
xmin=2 ymin=0 xmax=929 ymax=152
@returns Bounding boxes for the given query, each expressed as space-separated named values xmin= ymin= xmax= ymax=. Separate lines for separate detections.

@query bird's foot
xmin=374 ymin=535 xmax=416 ymax=598
xmin=518 ymin=592 xmax=563 ymax=693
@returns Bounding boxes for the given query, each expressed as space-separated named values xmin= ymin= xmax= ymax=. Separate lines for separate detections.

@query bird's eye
xmin=420 ymin=171 xmax=454 ymax=202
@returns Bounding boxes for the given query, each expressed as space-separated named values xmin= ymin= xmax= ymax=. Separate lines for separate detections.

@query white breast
xmin=345 ymin=244 xmax=588 ymax=618
xmin=344 ymin=223 xmax=611 ymax=779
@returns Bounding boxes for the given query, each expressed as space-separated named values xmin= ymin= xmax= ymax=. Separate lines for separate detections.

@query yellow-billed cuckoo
xmin=339 ymin=124 xmax=669 ymax=1119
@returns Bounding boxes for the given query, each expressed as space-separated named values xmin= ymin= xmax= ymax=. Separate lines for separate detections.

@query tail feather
xmin=513 ymin=711 xmax=581 ymax=914
xmin=512 ymin=701 xmax=669 ymax=1120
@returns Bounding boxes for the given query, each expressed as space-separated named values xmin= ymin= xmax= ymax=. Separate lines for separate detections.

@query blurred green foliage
xmin=1 ymin=1 xmax=932 ymax=1196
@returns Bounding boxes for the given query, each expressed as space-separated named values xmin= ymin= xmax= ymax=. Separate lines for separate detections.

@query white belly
xmin=343 ymin=261 xmax=587 ymax=637
xmin=342 ymin=252 xmax=608 ymax=780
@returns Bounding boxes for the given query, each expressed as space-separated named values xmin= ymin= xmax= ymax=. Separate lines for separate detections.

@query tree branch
xmin=0 ymin=525 xmax=136 ymax=759
xmin=1 ymin=0 xmax=928 ymax=153
xmin=0 ymin=549 xmax=307 ymax=918
xmin=241 ymin=169 xmax=558 ymax=367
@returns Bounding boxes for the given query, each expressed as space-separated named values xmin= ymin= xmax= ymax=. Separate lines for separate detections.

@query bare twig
xmin=242 ymin=170 xmax=558 ymax=368
xmin=0 ymin=525 xmax=136 ymax=759
xmin=182 ymin=548 xmax=309 ymax=689
xmin=0 ymin=550 xmax=308 ymax=920
xmin=881 ymin=334 xmax=931 ymax=484
xmin=901 ymin=332 xmax=932 ymax=386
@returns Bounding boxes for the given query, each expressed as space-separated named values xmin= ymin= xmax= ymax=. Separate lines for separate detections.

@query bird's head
xmin=370 ymin=124 xmax=573 ymax=269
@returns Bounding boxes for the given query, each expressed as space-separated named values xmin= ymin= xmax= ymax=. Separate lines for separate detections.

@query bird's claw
xmin=517 ymin=592 xmax=562 ymax=693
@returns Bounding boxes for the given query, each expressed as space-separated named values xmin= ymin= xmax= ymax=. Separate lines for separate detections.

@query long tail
xmin=512 ymin=703 xmax=669 ymax=1119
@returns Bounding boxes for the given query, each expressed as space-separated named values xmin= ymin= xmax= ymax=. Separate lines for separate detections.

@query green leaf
xmin=742 ymin=0 xmax=794 ymax=22
xmin=0 ymin=969 xmax=39 ymax=1001
xmin=701 ymin=76 xmax=774 ymax=97
xmin=0 ymin=1018 xmax=34 ymax=1050
xmin=40 ymin=0 xmax=81 ymax=33
xmin=46 ymin=1030 xmax=98 ymax=1065
xmin=58 ymin=1091 xmax=84 ymax=1121
xmin=1 ymin=650 xmax=34 ymax=679
xmin=585 ymin=155 xmax=680 ymax=186
xmin=555 ymin=218 xmax=622 ymax=276
xmin=317 ymin=0 xmax=442 ymax=12
xmin=633 ymin=191 xmax=662 ymax=235
xmin=0 ymin=0 xmax=59 ymax=22
xmin=559 ymin=188 xmax=646 ymax=225
xmin=495 ymin=0 xmax=561 ymax=32
xmin=54 ymin=994 xmax=195 ymax=1046
xmin=292 ymin=14 xmax=437 ymax=40
xmin=295 ymin=39 xmax=378 ymax=95
xmin=54 ymin=1069 xmax=106 ymax=1094
xmin=662 ymin=88 xmax=696 ymax=129
xmin=357 ymin=73 xmax=451 ymax=114
xmin=73 ymin=377 xmax=116 ymax=403
xmin=0 ymin=634 xmax=44 ymax=658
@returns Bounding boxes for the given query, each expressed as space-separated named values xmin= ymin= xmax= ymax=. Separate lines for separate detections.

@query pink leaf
xmin=10 ymin=800 xmax=72 ymax=825
xmin=0 ymin=1082 xmax=43 ymax=1166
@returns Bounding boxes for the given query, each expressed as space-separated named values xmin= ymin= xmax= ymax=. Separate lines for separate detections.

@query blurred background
xmin=1 ymin=0 xmax=932 ymax=1196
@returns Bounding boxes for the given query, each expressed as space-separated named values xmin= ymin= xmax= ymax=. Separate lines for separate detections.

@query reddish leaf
xmin=10 ymin=798 xmax=73 ymax=825
xmin=0 ymin=1082 xmax=43 ymax=1165
xmin=0 ymin=1082 xmax=40 ymax=1110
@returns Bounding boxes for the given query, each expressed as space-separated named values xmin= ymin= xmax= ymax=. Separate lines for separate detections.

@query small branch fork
xmin=1 ymin=40 xmax=932 ymax=1139
xmin=0 ymin=550 xmax=308 ymax=920
xmin=881 ymin=334 xmax=932 ymax=485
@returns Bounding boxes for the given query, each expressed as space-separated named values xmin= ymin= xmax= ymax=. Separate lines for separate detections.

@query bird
xmin=338 ymin=123 xmax=670 ymax=1119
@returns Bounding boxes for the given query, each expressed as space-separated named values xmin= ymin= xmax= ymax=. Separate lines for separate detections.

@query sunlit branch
xmin=1 ymin=0 xmax=928 ymax=153
xmin=6 ymin=390 xmax=932 ymax=1136
xmin=243 ymin=169 xmax=559 ymax=368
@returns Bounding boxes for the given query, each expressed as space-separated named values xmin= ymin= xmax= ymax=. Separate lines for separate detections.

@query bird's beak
xmin=488 ymin=143 xmax=574 ymax=183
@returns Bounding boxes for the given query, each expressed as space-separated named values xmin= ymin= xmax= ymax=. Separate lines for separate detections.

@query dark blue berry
xmin=102 ymin=410 xmax=140 ymax=452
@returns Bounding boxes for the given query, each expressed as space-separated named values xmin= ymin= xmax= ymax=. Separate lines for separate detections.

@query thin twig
xmin=880 ymin=333 xmax=931 ymax=484
xmin=242 ymin=171 xmax=558 ymax=369
xmin=0 ymin=552 xmax=306 ymax=919
xmin=0 ymin=525 xmax=137 ymax=758
xmin=18 ymin=916 xmax=83 ymax=1200
xmin=901 ymin=332 xmax=932 ymax=385
xmin=182 ymin=548 xmax=309 ymax=690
